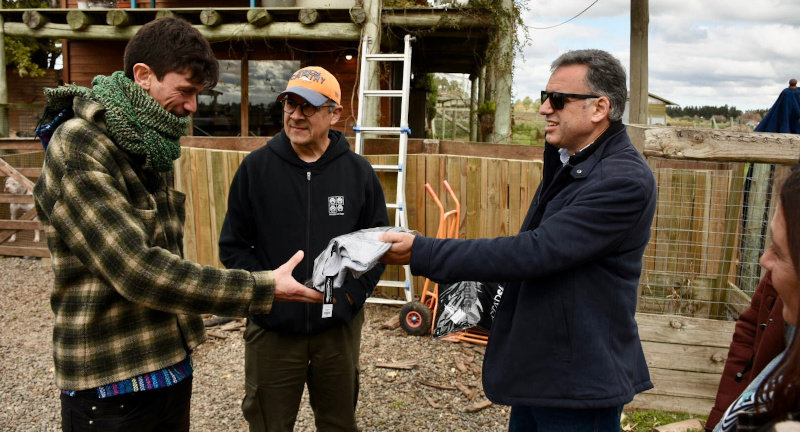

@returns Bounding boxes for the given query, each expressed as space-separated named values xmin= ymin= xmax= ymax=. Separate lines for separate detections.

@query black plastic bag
xmin=432 ymin=281 xmax=504 ymax=338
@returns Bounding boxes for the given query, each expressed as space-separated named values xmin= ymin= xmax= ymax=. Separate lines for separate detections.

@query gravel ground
xmin=0 ymin=256 xmax=510 ymax=431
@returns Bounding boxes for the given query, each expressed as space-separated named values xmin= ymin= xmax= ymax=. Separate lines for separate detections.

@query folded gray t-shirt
xmin=309 ymin=226 xmax=413 ymax=293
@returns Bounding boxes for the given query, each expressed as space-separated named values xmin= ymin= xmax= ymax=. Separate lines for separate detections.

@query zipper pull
xmin=307 ymin=172 xmax=311 ymax=181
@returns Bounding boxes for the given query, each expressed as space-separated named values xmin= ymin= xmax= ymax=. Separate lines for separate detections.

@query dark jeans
xmin=60 ymin=375 xmax=192 ymax=432
xmin=508 ymin=405 xmax=623 ymax=432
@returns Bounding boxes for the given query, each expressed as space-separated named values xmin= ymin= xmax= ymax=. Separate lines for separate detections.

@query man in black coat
xmin=380 ymin=49 xmax=657 ymax=431
xmin=219 ymin=66 xmax=389 ymax=432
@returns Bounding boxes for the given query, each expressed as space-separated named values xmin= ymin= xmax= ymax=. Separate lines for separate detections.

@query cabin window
xmin=192 ymin=59 xmax=301 ymax=137
xmin=247 ymin=60 xmax=301 ymax=137
xmin=194 ymin=60 xmax=241 ymax=136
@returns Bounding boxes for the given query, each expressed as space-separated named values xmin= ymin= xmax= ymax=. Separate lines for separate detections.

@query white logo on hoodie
xmin=328 ymin=196 xmax=345 ymax=216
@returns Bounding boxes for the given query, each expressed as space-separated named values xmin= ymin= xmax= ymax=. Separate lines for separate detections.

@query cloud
xmin=511 ymin=0 xmax=800 ymax=111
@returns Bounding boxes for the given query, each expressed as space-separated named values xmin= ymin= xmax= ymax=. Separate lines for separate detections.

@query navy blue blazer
xmin=410 ymin=123 xmax=657 ymax=408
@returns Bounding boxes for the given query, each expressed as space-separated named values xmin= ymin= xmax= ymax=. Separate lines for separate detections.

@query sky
xmin=511 ymin=0 xmax=800 ymax=112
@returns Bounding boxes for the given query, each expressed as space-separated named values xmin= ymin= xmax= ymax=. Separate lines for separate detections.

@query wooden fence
xmin=170 ymin=127 xmax=800 ymax=415
xmin=3 ymin=127 xmax=800 ymax=415
xmin=629 ymin=313 xmax=734 ymax=414
xmin=173 ymin=145 xmax=735 ymax=415
xmin=173 ymin=147 xmax=543 ymax=297
xmin=0 ymin=139 xmax=47 ymax=258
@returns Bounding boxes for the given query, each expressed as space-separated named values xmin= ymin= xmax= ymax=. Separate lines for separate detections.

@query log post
xmin=155 ymin=10 xmax=177 ymax=20
xmin=349 ymin=7 xmax=366 ymax=24
xmin=200 ymin=9 xmax=224 ymax=27
xmin=0 ymin=13 xmax=7 ymax=138
xmin=490 ymin=0 xmax=513 ymax=143
xmin=477 ymin=66 xmax=485 ymax=141
xmin=67 ymin=10 xmax=95 ymax=30
xmin=362 ymin=0 xmax=381 ymax=129
xmin=298 ymin=9 xmax=319 ymax=25
xmin=3 ymin=22 xmax=361 ymax=42
xmin=246 ymin=8 xmax=272 ymax=27
xmin=240 ymin=56 xmax=249 ymax=136
xmin=470 ymin=74 xmax=478 ymax=142
xmin=22 ymin=10 xmax=49 ymax=29
xmin=106 ymin=10 xmax=133 ymax=27
xmin=630 ymin=0 xmax=649 ymax=125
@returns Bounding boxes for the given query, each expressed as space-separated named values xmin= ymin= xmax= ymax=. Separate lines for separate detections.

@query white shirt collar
xmin=558 ymin=141 xmax=594 ymax=166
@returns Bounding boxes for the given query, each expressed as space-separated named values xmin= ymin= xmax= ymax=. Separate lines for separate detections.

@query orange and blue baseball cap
xmin=278 ymin=66 xmax=341 ymax=106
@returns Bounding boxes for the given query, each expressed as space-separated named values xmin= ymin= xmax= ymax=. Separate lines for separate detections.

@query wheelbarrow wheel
xmin=399 ymin=301 xmax=432 ymax=336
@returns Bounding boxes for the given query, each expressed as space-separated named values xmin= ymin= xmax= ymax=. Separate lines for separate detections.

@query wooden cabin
xmin=0 ymin=0 xmax=505 ymax=140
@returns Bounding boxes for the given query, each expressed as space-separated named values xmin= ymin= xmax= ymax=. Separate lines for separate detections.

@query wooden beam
xmin=381 ymin=12 xmax=489 ymax=28
xmin=3 ymin=22 xmax=361 ymax=41
xmin=66 ymin=10 xmax=95 ymax=31
xmin=0 ymin=194 xmax=34 ymax=204
xmin=298 ymin=9 xmax=319 ymax=25
xmin=0 ymin=219 xmax=41 ymax=231
xmin=636 ymin=312 xmax=735 ymax=348
xmin=22 ymin=10 xmax=49 ymax=29
xmin=0 ymin=157 xmax=33 ymax=191
xmin=0 ymin=140 xmax=42 ymax=151
xmin=629 ymin=0 xmax=649 ymax=125
xmin=636 ymin=126 xmax=800 ymax=164
xmin=246 ymin=8 xmax=272 ymax=27
xmin=0 ymin=245 xmax=50 ymax=258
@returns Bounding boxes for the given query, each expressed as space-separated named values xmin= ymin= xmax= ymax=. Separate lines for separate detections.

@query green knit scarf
xmin=43 ymin=71 xmax=189 ymax=172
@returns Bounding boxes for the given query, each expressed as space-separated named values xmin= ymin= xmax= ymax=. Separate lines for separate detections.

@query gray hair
xmin=550 ymin=49 xmax=627 ymax=122
xmin=326 ymin=99 xmax=338 ymax=113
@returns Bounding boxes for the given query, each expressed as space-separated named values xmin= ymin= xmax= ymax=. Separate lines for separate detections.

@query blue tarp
xmin=754 ymin=88 xmax=800 ymax=133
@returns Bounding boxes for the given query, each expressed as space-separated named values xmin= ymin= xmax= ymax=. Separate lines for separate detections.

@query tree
xmin=521 ymin=96 xmax=532 ymax=110
xmin=433 ymin=75 xmax=469 ymax=105
xmin=3 ymin=0 xmax=62 ymax=78
xmin=666 ymin=104 xmax=747 ymax=120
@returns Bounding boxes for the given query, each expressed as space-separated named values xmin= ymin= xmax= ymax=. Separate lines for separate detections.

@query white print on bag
xmin=328 ymin=196 xmax=345 ymax=216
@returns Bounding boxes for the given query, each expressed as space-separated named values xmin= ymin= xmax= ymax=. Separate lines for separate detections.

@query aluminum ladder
xmin=355 ymin=34 xmax=415 ymax=306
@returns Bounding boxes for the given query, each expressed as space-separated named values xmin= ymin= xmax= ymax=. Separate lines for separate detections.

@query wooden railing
xmin=173 ymin=147 xmax=543 ymax=298
xmin=0 ymin=139 xmax=46 ymax=258
xmin=3 ymin=127 xmax=799 ymax=415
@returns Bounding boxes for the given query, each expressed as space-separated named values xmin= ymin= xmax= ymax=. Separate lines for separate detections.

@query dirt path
xmin=0 ymin=257 xmax=509 ymax=431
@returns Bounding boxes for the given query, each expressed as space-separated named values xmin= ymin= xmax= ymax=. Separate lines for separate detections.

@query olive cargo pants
xmin=241 ymin=309 xmax=364 ymax=432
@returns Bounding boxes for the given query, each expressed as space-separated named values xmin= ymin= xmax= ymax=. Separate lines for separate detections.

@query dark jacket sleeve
xmin=341 ymin=167 xmax=390 ymax=312
xmin=219 ymin=158 xmax=265 ymax=272
xmin=410 ymin=175 xmax=650 ymax=283
xmin=706 ymin=272 xmax=786 ymax=431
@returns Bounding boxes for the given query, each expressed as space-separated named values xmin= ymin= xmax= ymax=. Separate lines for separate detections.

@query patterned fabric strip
xmin=60 ymin=356 xmax=193 ymax=398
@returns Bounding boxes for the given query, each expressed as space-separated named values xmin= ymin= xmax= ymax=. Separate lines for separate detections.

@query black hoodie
xmin=219 ymin=129 xmax=389 ymax=334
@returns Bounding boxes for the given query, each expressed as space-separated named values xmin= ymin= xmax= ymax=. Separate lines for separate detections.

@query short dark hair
xmin=123 ymin=17 xmax=218 ymax=89
xmin=790 ymin=79 xmax=797 ymax=87
xmin=550 ymin=49 xmax=628 ymax=122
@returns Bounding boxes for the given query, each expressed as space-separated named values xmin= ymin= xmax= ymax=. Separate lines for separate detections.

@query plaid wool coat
xmin=34 ymin=96 xmax=277 ymax=391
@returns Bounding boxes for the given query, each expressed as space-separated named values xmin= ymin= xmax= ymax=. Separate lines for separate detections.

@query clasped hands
xmin=275 ymin=232 xmax=416 ymax=303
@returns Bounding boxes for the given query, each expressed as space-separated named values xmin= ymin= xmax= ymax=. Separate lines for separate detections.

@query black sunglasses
xmin=541 ymin=91 xmax=600 ymax=110
xmin=282 ymin=99 xmax=335 ymax=117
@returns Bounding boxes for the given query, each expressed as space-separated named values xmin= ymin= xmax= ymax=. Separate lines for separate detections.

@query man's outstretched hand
xmin=273 ymin=251 xmax=324 ymax=302
xmin=378 ymin=232 xmax=415 ymax=265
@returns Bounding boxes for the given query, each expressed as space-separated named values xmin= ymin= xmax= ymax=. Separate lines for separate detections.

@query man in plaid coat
xmin=33 ymin=18 xmax=322 ymax=432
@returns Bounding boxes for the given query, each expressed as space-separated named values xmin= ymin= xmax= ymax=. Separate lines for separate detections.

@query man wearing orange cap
xmin=219 ymin=66 xmax=389 ymax=432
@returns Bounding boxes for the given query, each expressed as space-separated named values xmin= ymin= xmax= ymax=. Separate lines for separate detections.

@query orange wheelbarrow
xmin=398 ymin=180 xmax=489 ymax=345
